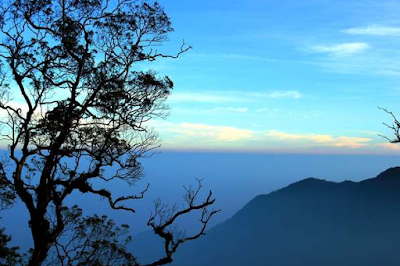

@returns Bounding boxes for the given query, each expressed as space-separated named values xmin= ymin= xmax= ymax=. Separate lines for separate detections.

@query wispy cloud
xmin=211 ymin=107 xmax=249 ymax=113
xmin=169 ymin=90 xmax=303 ymax=104
xmin=240 ymin=90 xmax=303 ymax=99
xmin=263 ymin=91 xmax=301 ymax=99
xmin=344 ymin=25 xmax=400 ymax=36
xmin=190 ymin=53 xmax=295 ymax=64
xmin=311 ymin=51 xmax=400 ymax=76
xmin=256 ymin=108 xmax=269 ymax=113
xmin=310 ymin=43 xmax=370 ymax=57
xmin=376 ymin=143 xmax=400 ymax=151
xmin=305 ymin=41 xmax=400 ymax=76
xmin=188 ymin=52 xmax=318 ymax=67
xmin=168 ymin=92 xmax=242 ymax=103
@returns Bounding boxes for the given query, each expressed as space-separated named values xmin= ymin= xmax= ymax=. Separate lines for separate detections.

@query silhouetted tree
xmin=0 ymin=0 xmax=218 ymax=265
xmin=0 ymin=228 xmax=23 ymax=266
xmin=0 ymin=162 xmax=21 ymax=266
xmin=379 ymin=107 xmax=400 ymax=144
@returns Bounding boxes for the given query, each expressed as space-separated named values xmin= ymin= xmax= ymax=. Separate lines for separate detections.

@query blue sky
xmin=135 ymin=0 xmax=400 ymax=154
xmin=3 ymin=0 xmax=400 ymax=154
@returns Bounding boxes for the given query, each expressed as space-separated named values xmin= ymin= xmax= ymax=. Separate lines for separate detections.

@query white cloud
xmin=155 ymin=122 xmax=254 ymax=142
xmin=310 ymin=43 xmax=370 ymax=57
xmin=344 ymin=25 xmax=400 ymax=36
xmin=154 ymin=121 xmax=374 ymax=150
xmin=177 ymin=123 xmax=253 ymax=141
xmin=256 ymin=108 xmax=269 ymax=113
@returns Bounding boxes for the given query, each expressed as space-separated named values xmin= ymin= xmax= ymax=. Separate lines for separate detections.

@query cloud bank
xmin=151 ymin=122 xmax=396 ymax=153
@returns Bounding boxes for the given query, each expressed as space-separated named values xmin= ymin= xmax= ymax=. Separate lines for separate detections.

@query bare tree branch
xmin=378 ymin=106 xmax=400 ymax=143
xmin=144 ymin=180 xmax=220 ymax=266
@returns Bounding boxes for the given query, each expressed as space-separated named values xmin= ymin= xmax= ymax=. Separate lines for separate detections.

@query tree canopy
xmin=0 ymin=0 xmax=218 ymax=265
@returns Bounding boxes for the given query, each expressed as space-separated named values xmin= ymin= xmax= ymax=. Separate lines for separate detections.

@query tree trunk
xmin=28 ymin=215 xmax=52 ymax=266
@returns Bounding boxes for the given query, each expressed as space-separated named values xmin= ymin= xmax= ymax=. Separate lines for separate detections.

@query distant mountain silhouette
xmin=157 ymin=167 xmax=400 ymax=266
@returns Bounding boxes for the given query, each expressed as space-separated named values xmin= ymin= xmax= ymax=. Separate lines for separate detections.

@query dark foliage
xmin=0 ymin=228 xmax=23 ymax=266
xmin=45 ymin=205 xmax=137 ymax=266
xmin=0 ymin=0 xmax=218 ymax=265
xmin=0 ymin=163 xmax=16 ymax=211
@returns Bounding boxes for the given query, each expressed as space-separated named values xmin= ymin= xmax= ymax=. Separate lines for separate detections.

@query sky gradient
xmin=4 ymin=0 xmax=400 ymax=154
xmin=136 ymin=0 xmax=400 ymax=154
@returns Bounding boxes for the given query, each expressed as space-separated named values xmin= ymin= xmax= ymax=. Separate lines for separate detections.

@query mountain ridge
xmin=167 ymin=167 xmax=400 ymax=266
